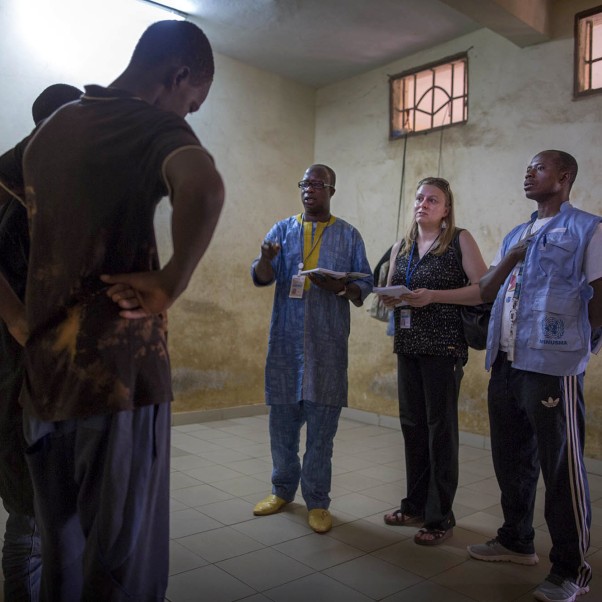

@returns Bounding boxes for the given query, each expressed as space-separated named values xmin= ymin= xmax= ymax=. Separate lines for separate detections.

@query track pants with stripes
xmin=488 ymin=353 xmax=591 ymax=586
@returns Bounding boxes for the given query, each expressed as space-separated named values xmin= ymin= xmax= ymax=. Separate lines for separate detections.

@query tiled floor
xmin=1 ymin=412 xmax=601 ymax=601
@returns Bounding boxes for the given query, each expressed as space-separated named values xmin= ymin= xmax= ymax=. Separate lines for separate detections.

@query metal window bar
xmin=404 ymin=65 xmax=464 ymax=132
xmin=389 ymin=54 xmax=468 ymax=137
xmin=585 ymin=19 xmax=593 ymax=90
xmin=586 ymin=19 xmax=602 ymax=91
xmin=575 ymin=8 xmax=602 ymax=97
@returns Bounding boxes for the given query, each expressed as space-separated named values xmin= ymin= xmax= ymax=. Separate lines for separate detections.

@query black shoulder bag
xmin=450 ymin=229 xmax=492 ymax=351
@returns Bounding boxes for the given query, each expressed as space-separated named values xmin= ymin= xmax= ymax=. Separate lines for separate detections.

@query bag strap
xmin=450 ymin=227 xmax=469 ymax=285
xmin=387 ymin=238 xmax=406 ymax=282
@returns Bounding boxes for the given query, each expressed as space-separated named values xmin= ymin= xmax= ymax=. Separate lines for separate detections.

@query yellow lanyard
xmin=298 ymin=214 xmax=335 ymax=290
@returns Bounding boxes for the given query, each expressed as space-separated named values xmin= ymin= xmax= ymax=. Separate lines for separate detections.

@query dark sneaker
xmin=533 ymin=575 xmax=589 ymax=602
xmin=467 ymin=538 xmax=539 ymax=565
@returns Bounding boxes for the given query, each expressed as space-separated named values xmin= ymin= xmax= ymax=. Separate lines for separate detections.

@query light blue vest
xmin=486 ymin=202 xmax=601 ymax=376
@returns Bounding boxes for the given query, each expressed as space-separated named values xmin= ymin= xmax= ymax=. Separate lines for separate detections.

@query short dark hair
xmin=542 ymin=150 xmax=578 ymax=186
xmin=547 ymin=150 xmax=579 ymax=186
xmin=130 ymin=20 xmax=214 ymax=82
xmin=310 ymin=164 xmax=336 ymax=187
xmin=32 ymin=84 xmax=82 ymax=125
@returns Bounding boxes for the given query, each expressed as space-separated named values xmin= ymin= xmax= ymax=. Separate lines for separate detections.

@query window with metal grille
xmin=389 ymin=52 xmax=468 ymax=139
xmin=574 ymin=5 xmax=602 ymax=98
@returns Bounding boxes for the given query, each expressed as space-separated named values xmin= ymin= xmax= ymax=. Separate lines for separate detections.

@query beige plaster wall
xmin=156 ymin=53 xmax=316 ymax=413
xmin=314 ymin=25 xmax=602 ymax=456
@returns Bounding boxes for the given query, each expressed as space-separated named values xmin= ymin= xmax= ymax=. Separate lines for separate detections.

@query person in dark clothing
xmin=19 ymin=20 xmax=224 ymax=600
xmin=379 ymin=177 xmax=486 ymax=545
xmin=0 ymin=83 xmax=82 ymax=602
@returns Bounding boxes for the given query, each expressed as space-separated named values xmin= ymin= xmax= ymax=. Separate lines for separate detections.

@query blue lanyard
xmin=512 ymin=221 xmax=535 ymax=301
xmin=405 ymin=237 xmax=439 ymax=288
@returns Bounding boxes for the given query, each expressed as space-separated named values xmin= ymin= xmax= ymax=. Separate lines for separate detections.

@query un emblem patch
xmin=542 ymin=316 xmax=564 ymax=340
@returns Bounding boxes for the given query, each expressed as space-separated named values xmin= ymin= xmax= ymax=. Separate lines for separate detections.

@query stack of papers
xmin=373 ymin=285 xmax=412 ymax=298
xmin=299 ymin=268 xmax=370 ymax=280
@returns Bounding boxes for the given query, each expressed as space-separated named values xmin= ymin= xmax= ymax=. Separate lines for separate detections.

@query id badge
xmin=399 ymin=308 xmax=411 ymax=329
xmin=289 ymin=275 xmax=306 ymax=299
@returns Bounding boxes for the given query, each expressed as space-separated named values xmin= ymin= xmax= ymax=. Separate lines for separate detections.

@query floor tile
xmin=323 ymin=554 xmax=423 ymax=599
xmin=169 ymin=539 xmax=209 ymax=576
xmin=274 ymin=532 xmax=365 ymax=570
xmin=170 ymin=483 xmax=234 ymax=507
xmin=176 ymin=525 xmax=265 ymax=563
xmin=380 ymin=580 xmax=480 ymax=601
xmin=372 ymin=538 xmax=467 ymax=578
xmin=166 ymin=564 xmax=255 ymax=602
xmin=332 ymin=471 xmax=389 ymax=492
xmin=183 ymin=464 xmax=245 ymax=483
xmin=326 ymin=519 xmax=409 ymax=553
xmin=431 ymin=558 xmax=538 ymax=601
xmin=329 ymin=492 xmax=392 ymax=519
xmin=170 ymin=507 xmax=223 ymax=538
xmin=231 ymin=512 xmax=313 ymax=546
xmin=264 ymin=572 xmax=373 ymax=601
xmin=197 ymin=497 xmax=257 ymax=526
xmin=170 ymin=472 xmax=203 ymax=491
xmin=216 ymin=548 xmax=314 ymax=591
xmin=211 ymin=474 xmax=271 ymax=497
xmin=222 ymin=457 xmax=272 ymax=476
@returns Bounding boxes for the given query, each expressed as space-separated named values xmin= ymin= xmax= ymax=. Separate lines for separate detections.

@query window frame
xmin=574 ymin=4 xmax=602 ymax=99
xmin=388 ymin=51 xmax=469 ymax=140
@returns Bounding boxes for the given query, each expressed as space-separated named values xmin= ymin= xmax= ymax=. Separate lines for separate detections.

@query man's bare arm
xmin=103 ymin=147 xmax=225 ymax=316
xmin=589 ymin=277 xmax=602 ymax=329
xmin=252 ymin=241 xmax=280 ymax=285
xmin=162 ymin=148 xmax=225 ymax=298
xmin=479 ymin=237 xmax=531 ymax=303
xmin=0 ymin=272 xmax=27 ymax=345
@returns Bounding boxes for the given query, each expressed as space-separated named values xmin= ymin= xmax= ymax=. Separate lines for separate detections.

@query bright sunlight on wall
xmin=14 ymin=0 xmax=184 ymax=84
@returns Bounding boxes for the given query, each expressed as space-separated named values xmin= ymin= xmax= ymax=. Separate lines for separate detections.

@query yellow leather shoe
xmin=308 ymin=509 xmax=332 ymax=533
xmin=253 ymin=494 xmax=288 ymax=516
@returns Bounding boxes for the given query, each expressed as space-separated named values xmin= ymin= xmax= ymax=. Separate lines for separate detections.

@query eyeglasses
xmin=297 ymin=180 xmax=334 ymax=190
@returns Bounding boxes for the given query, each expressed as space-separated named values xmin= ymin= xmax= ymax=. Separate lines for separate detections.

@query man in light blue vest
xmin=467 ymin=150 xmax=602 ymax=602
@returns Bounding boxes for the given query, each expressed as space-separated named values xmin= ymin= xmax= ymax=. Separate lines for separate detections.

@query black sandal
xmin=383 ymin=509 xmax=423 ymax=526
xmin=414 ymin=527 xmax=453 ymax=546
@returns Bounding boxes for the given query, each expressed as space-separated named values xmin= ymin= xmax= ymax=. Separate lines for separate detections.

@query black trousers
xmin=0 ymin=328 xmax=42 ymax=600
xmin=397 ymin=354 xmax=463 ymax=530
xmin=488 ymin=353 xmax=591 ymax=585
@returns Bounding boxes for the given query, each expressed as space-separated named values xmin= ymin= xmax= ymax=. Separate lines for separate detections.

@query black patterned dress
xmin=391 ymin=242 xmax=467 ymax=364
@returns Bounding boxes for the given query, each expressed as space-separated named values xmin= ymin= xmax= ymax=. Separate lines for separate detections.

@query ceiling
xmin=153 ymin=0 xmax=551 ymax=88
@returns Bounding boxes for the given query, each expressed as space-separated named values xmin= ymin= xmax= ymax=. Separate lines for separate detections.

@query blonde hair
xmin=400 ymin=177 xmax=456 ymax=257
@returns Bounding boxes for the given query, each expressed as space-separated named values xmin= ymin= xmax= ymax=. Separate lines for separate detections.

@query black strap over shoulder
xmin=450 ymin=227 xmax=468 ymax=284
xmin=450 ymin=226 xmax=492 ymax=350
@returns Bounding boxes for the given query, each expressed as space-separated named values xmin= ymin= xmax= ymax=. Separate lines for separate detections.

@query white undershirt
xmin=491 ymin=221 xmax=602 ymax=353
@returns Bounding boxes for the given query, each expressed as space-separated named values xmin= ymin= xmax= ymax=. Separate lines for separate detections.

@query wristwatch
xmin=336 ymin=285 xmax=347 ymax=296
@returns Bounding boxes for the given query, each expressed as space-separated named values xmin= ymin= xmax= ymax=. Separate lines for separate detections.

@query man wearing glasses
xmin=251 ymin=163 xmax=373 ymax=533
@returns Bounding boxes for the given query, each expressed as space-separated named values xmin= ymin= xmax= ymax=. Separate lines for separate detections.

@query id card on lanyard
xmin=398 ymin=308 xmax=412 ymax=329
xmin=400 ymin=236 xmax=439 ymax=328
xmin=289 ymin=216 xmax=333 ymax=299
xmin=289 ymin=265 xmax=306 ymax=299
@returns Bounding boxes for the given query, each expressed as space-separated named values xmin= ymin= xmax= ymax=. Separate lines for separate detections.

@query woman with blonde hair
xmin=379 ymin=177 xmax=487 ymax=545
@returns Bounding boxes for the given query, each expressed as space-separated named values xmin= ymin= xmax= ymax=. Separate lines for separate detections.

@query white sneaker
xmin=533 ymin=576 xmax=589 ymax=602
xmin=467 ymin=538 xmax=539 ymax=565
